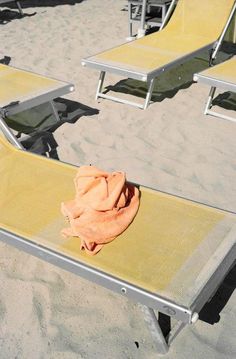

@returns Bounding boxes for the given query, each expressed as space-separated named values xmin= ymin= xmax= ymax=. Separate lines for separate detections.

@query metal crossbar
xmin=204 ymin=86 xmax=236 ymax=123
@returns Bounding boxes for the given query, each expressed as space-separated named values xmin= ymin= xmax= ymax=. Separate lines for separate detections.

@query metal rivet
xmin=121 ymin=287 xmax=127 ymax=294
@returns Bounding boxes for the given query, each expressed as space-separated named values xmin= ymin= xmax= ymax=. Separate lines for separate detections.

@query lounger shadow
xmin=103 ymin=55 xmax=209 ymax=103
xmin=11 ymin=0 xmax=84 ymax=8
xmin=5 ymin=98 xmax=99 ymax=157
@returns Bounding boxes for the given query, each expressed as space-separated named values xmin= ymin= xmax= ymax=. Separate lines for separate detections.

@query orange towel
xmin=61 ymin=166 xmax=140 ymax=255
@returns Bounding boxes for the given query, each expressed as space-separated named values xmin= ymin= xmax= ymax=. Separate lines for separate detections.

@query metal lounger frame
xmin=0 ymin=211 xmax=235 ymax=354
xmin=82 ymin=0 xmax=236 ymax=110
xmin=193 ymin=72 xmax=236 ymax=123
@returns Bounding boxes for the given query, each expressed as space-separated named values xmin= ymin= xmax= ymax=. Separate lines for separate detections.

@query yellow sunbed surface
xmin=0 ymin=136 xmax=236 ymax=307
xmin=0 ymin=64 xmax=68 ymax=108
xmin=195 ymin=56 xmax=236 ymax=85
xmin=88 ymin=0 xmax=235 ymax=74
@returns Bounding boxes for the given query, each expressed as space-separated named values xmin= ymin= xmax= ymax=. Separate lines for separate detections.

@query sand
xmin=0 ymin=0 xmax=236 ymax=358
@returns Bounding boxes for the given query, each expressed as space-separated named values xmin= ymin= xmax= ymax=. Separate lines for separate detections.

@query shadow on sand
xmin=0 ymin=9 xmax=36 ymax=24
xmin=0 ymin=0 xmax=84 ymax=22
xmin=199 ymin=263 xmax=236 ymax=325
xmin=5 ymin=0 xmax=84 ymax=8
xmin=0 ymin=55 xmax=11 ymax=64
xmin=6 ymin=98 xmax=99 ymax=159
xmin=104 ymin=55 xmax=210 ymax=105
xmin=211 ymin=91 xmax=236 ymax=114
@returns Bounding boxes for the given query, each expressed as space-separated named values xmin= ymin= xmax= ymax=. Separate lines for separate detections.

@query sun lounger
xmin=0 ymin=64 xmax=74 ymax=150
xmin=82 ymin=0 xmax=236 ymax=109
xmin=0 ymin=133 xmax=235 ymax=354
xmin=193 ymin=56 xmax=236 ymax=123
xmin=0 ymin=0 xmax=23 ymax=16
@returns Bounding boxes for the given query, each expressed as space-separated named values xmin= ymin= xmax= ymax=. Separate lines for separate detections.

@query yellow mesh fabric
xmin=0 ymin=64 xmax=66 ymax=107
xmin=197 ymin=56 xmax=236 ymax=85
xmin=1 ymin=136 xmax=235 ymax=307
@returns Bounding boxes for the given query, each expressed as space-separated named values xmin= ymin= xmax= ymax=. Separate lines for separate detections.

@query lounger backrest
xmin=0 ymin=134 xmax=15 ymax=155
xmin=166 ymin=0 xmax=235 ymax=40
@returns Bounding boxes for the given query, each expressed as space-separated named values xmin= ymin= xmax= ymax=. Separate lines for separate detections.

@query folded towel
xmin=61 ymin=166 xmax=140 ymax=255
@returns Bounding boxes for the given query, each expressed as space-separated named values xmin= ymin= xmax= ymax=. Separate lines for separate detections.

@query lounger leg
xmin=168 ymin=321 xmax=186 ymax=345
xmin=143 ymin=78 xmax=155 ymax=110
xmin=137 ymin=0 xmax=147 ymax=38
xmin=50 ymin=101 xmax=61 ymax=123
xmin=204 ymin=86 xmax=236 ymax=123
xmin=128 ymin=3 xmax=133 ymax=38
xmin=15 ymin=1 xmax=23 ymax=16
xmin=96 ymin=74 xmax=154 ymax=110
xmin=141 ymin=306 xmax=169 ymax=354
xmin=141 ymin=305 xmax=187 ymax=354
xmin=0 ymin=114 xmax=24 ymax=150
xmin=95 ymin=71 xmax=106 ymax=100
xmin=204 ymin=86 xmax=216 ymax=115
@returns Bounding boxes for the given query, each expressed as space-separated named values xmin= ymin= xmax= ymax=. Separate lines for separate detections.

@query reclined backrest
xmin=164 ymin=0 xmax=235 ymax=39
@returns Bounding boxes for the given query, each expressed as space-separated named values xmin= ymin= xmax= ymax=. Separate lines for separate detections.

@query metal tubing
xmin=193 ymin=73 xmax=236 ymax=93
xmin=15 ymin=0 xmax=23 ymax=16
xmin=160 ymin=0 xmax=177 ymax=30
xmin=97 ymin=92 xmax=144 ymax=109
xmin=96 ymin=71 xmax=106 ymax=100
xmin=144 ymin=78 xmax=155 ymax=109
xmin=96 ymin=75 xmax=155 ymax=110
xmin=128 ymin=2 xmax=133 ymax=37
xmin=0 ymin=115 xmax=24 ymax=149
xmin=211 ymin=1 xmax=236 ymax=61
xmin=50 ymin=101 xmax=61 ymax=122
xmin=168 ymin=321 xmax=186 ymax=345
xmin=204 ymin=86 xmax=216 ymax=114
xmin=140 ymin=0 xmax=148 ymax=32
xmin=162 ymin=3 xmax=167 ymax=23
xmin=141 ymin=306 xmax=169 ymax=354
xmin=206 ymin=109 xmax=236 ymax=123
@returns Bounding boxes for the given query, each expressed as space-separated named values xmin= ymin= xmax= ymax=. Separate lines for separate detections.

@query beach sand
xmin=0 ymin=0 xmax=236 ymax=358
